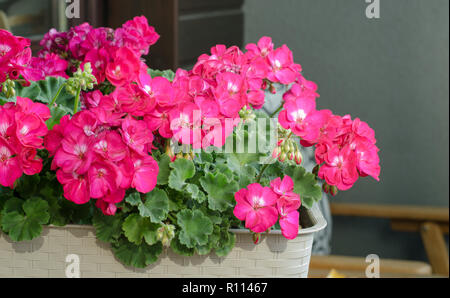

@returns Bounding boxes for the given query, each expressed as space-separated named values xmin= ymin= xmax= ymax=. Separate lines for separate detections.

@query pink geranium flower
xmin=56 ymin=170 xmax=91 ymax=205
xmin=319 ymin=145 xmax=359 ymax=191
xmin=120 ymin=116 xmax=154 ymax=155
xmin=88 ymin=161 xmax=120 ymax=199
xmin=131 ymin=153 xmax=159 ymax=194
xmin=0 ymin=138 xmax=22 ymax=188
xmin=105 ymin=47 xmax=141 ymax=87
xmin=278 ymin=205 xmax=300 ymax=240
xmin=54 ymin=128 xmax=94 ymax=174
xmin=278 ymin=95 xmax=317 ymax=138
xmin=270 ymin=176 xmax=301 ymax=211
xmin=233 ymin=183 xmax=279 ymax=233
xmin=267 ymin=45 xmax=300 ymax=84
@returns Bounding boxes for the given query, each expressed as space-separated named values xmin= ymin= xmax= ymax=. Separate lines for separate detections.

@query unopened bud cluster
xmin=1 ymin=79 xmax=16 ymax=98
xmin=239 ymin=105 xmax=256 ymax=122
xmin=272 ymin=126 xmax=303 ymax=165
xmin=157 ymin=224 xmax=175 ymax=247
xmin=66 ymin=63 xmax=97 ymax=95
xmin=322 ymin=183 xmax=338 ymax=197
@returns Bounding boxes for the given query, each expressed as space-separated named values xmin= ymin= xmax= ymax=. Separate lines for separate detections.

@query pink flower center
xmin=252 ymin=196 xmax=265 ymax=210
xmin=74 ymin=143 xmax=87 ymax=159
xmin=0 ymin=146 xmax=11 ymax=162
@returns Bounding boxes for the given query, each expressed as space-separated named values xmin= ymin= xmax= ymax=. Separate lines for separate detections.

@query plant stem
xmin=270 ymin=103 xmax=284 ymax=118
xmin=50 ymin=83 xmax=65 ymax=106
xmin=256 ymin=163 xmax=271 ymax=183
xmin=73 ymin=86 xmax=81 ymax=114
xmin=167 ymin=213 xmax=177 ymax=224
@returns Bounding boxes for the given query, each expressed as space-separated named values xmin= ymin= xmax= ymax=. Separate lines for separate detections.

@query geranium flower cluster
xmin=45 ymin=110 xmax=159 ymax=216
xmin=233 ymin=176 xmax=301 ymax=240
xmin=279 ymin=82 xmax=380 ymax=191
xmin=0 ymin=97 xmax=50 ymax=187
xmin=39 ymin=16 xmax=159 ymax=84
xmin=0 ymin=29 xmax=68 ymax=89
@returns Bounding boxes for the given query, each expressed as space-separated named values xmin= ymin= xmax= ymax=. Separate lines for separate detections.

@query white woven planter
xmin=0 ymin=205 xmax=326 ymax=278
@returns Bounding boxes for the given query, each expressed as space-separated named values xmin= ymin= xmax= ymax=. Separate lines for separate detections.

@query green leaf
xmin=285 ymin=166 xmax=322 ymax=209
xmin=200 ymin=172 xmax=239 ymax=212
xmin=15 ymin=175 xmax=40 ymax=198
xmin=148 ymin=69 xmax=175 ymax=82
xmin=156 ymin=154 xmax=171 ymax=185
xmin=122 ymin=214 xmax=160 ymax=245
xmin=168 ymin=158 xmax=195 ymax=191
xmin=35 ymin=77 xmax=72 ymax=105
xmin=139 ymin=188 xmax=169 ymax=223
xmin=1 ymin=197 xmax=50 ymax=241
xmin=214 ymin=229 xmax=236 ymax=257
xmin=125 ymin=192 xmax=141 ymax=207
xmin=170 ymin=233 xmax=195 ymax=256
xmin=40 ymin=186 xmax=68 ymax=226
xmin=185 ymin=184 xmax=206 ymax=203
xmin=112 ymin=238 xmax=163 ymax=268
xmin=177 ymin=209 xmax=213 ymax=248
xmin=93 ymin=212 xmax=124 ymax=243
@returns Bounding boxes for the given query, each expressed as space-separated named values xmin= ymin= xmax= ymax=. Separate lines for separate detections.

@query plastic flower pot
xmin=0 ymin=205 xmax=326 ymax=278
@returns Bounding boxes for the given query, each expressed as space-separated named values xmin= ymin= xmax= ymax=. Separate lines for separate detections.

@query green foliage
xmin=285 ymin=165 xmax=322 ymax=209
xmin=177 ymin=209 xmax=213 ymax=248
xmin=139 ymin=189 xmax=169 ymax=223
xmin=148 ymin=69 xmax=176 ymax=81
xmin=112 ymin=238 xmax=163 ymax=268
xmin=156 ymin=154 xmax=171 ymax=185
xmin=122 ymin=214 xmax=160 ymax=245
xmin=200 ymin=172 xmax=239 ymax=212
xmin=168 ymin=158 xmax=195 ymax=191
xmin=93 ymin=212 xmax=124 ymax=243
xmin=1 ymin=197 xmax=50 ymax=241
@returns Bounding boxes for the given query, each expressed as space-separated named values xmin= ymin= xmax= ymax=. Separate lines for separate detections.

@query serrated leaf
xmin=168 ymin=158 xmax=195 ymax=191
xmin=125 ymin=192 xmax=141 ymax=206
xmin=35 ymin=77 xmax=72 ymax=105
xmin=139 ymin=188 xmax=169 ymax=223
xmin=200 ymin=172 xmax=239 ymax=212
xmin=170 ymin=233 xmax=195 ymax=256
xmin=93 ymin=212 xmax=123 ymax=243
xmin=285 ymin=166 xmax=322 ymax=209
xmin=177 ymin=209 xmax=213 ymax=248
xmin=40 ymin=187 xmax=68 ymax=227
xmin=156 ymin=154 xmax=171 ymax=185
xmin=214 ymin=229 xmax=236 ymax=257
xmin=1 ymin=197 xmax=50 ymax=241
xmin=148 ymin=69 xmax=175 ymax=81
xmin=186 ymin=184 xmax=206 ymax=203
xmin=122 ymin=214 xmax=160 ymax=245
xmin=112 ymin=238 xmax=163 ymax=268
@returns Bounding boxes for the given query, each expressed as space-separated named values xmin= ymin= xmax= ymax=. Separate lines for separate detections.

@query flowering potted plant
xmin=0 ymin=17 xmax=380 ymax=278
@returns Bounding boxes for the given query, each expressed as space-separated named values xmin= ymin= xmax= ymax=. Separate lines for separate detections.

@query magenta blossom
xmin=233 ymin=183 xmax=279 ymax=233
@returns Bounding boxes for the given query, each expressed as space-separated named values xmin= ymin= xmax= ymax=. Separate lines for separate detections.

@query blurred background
xmin=1 ymin=0 xmax=448 ymax=277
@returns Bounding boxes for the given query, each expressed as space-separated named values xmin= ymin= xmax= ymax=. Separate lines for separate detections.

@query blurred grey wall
xmin=244 ymin=0 xmax=449 ymax=261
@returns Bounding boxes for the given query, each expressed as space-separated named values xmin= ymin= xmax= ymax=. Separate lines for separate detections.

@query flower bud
xmin=294 ymin=150 xmax=303 ymax=165
xmin=253 ymin=233 xmax=261 ymax=244
xmin=288 ymin=152 xmax=295 ymax=161
xmin=312 ymin=165 xmax=320 ymax=176
xmin=322 ymin=183 xmax=330 ymax=194
xmin=157 ymin=224 xmax=176 ymax=247
xmin=330 ymin=185 xmax=338 ymax=197
xmin=279 ymin=152 xmax=287 ymax=162
xmin=272 ymin=147 xmax=281 ymax=159
xmin=270 ymin=84 xmax=277 ymax=94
